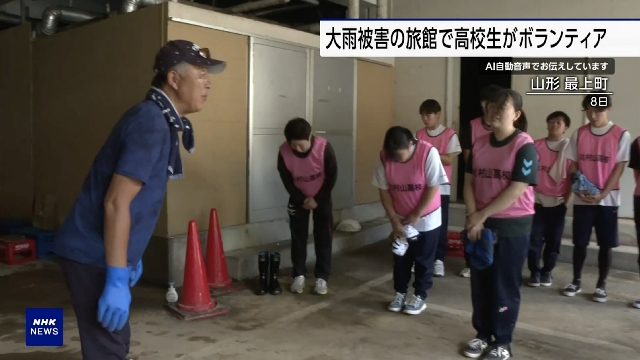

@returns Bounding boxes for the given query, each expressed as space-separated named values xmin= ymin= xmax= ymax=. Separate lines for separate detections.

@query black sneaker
xmin=463 ymin=338 xmax=489 ymax=358
xmin=540 ymin=272 xmax=552 ymax=287
xmin=563 ymin=283 xmax=581 ymax=297
xmin=633 ymin=299 xmax=640 ymax=309
xmin=484 ymin=345 xmax=512 ymax=360
xmin=593 ymin=288 xmax=607 ymax=303
xmin=527 ymin=273 xmax=540 ymax=287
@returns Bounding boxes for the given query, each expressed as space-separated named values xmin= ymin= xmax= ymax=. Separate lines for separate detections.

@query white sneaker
xmin=290 ymin=276 xmax=305 ymax=293
xmin=459 ymin=267 xmax=471 ymax=278
xmin=434 ymin=260 xmax=445 ymax=277
xmin=314 ymin=278 xmax=328 ymax=295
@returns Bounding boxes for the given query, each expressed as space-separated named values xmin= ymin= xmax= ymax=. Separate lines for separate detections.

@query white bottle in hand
xmin=166 ymin=282 xmax=178 ymax=303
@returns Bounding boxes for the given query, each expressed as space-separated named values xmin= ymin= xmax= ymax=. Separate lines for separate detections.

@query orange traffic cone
xmin=165 ymin=220 xmax=229 ymax=321
xmin=205 ymin=209 xmax=245 ymax=296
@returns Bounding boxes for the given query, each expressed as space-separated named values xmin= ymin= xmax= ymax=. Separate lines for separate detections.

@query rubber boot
xmin=258 ymin=251 xmax=269 ymax=295
xmin=269 ymin=251 xmax=283 ymax=295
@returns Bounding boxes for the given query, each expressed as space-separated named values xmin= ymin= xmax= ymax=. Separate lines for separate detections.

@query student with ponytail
xmin=515 ymin=110 xmax=528 ymax=132
xmin=462 ymin=89 xmax=538 ymax=360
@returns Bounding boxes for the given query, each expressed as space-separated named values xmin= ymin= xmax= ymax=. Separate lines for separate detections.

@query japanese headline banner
xmin=319 ymin=19 xmax=640 ymax=58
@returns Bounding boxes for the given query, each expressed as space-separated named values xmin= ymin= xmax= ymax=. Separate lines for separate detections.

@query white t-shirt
xmin=371 ymin=145 xmax=449 ymax=231
xmin=421 ymin=125 xmax=462 ymax=196
xmin=565 ymin=121 xmax=631 ymax=207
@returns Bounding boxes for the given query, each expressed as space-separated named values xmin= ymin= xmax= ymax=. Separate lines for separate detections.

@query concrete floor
xmin=1 ymin=241 xmax=640 ymax=360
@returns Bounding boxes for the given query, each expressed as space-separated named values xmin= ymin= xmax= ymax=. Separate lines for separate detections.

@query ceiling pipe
xmin=347 ymin=0 xmax=359 ymax=19
xmin=297 ymin=22 xmax=320 ymax=34
xmin=120 ymin=0 xmax=167 ymax=13
xmin=229 ymin=0 xmax=291 ymax=14
xmin=377 ymin=0 xmax=388 ymax=18
xmin=38 ymin=6 xmax=104 ymax=35
xmin=0 ymin=12 xmax=22 ymax=25
xmin=252 ymin=3 xmax=315 ymax=16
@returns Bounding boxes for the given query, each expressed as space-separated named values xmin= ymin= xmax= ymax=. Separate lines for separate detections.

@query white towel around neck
xmin=549 ymin=138 xmax=570 ymax=183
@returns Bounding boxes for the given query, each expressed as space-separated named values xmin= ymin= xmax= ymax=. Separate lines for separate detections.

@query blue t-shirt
xmin=54 ymin=99 xmax=171 ymax=268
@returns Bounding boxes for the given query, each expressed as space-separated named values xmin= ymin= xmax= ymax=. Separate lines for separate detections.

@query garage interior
xmin=1 ymin=0 xmax=640 ymax=359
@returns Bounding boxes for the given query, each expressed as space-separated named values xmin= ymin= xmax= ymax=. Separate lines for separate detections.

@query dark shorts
xmin=572 ymin=205 xmax=619 ymax=248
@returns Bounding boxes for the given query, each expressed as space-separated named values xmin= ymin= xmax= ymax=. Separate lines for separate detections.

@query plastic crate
xmin=10 ymin=227 xmax=57 ymax=260
xmin=0 ymin=219 xmax=31 ymax=236
xmin=0 ymin=235 xmax=37 ymax=265
xmin=446 ymin=231 xmax=465 ymax=258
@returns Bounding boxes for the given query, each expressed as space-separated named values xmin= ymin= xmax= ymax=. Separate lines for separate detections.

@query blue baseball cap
xmin=153 ymin=40 xmax=226 ymax=75
xmin=462 ymin=229 xmax=497 ymax=270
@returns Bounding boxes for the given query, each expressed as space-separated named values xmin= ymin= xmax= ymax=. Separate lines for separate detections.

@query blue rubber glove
xmin=129 ymin=260 xmax=143 ymax=287
xmin=97 ymin=266 xmax=131 ymax=332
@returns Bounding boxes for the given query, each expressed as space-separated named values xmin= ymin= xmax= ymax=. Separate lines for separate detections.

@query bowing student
xmin=372 ymin=126 xmax=448 ymax=315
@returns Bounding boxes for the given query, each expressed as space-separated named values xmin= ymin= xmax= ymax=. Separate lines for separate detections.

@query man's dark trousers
xmin=60 ymin=258 xmax=130 ymax=360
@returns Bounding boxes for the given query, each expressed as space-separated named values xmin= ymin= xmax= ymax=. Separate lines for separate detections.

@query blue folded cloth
xmin=461 ymin=229 xmax=497 ymax=270
xmin=571 ymin=170 xmax=600 ymax=196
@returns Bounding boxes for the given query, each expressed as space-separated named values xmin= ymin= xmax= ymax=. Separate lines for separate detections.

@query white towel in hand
xmin=549 ymin=138 xmax=570 ymax=184
xmin=403 ymin=225 xmax=419 ymax=240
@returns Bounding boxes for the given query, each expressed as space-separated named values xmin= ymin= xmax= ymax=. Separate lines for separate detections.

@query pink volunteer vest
xmin=382 ymin=140 xmax=441 ymax=217
xmin=416 ymin=127 xmax=456 ymax=185
xmin=279 ymin=136 xmax=327 ymax=197
xmin=533 ymin=138 xmax=571 ymax=198
xmin=472 ymin=132 xmax=535 ymax=218
xmin=470 ymin=117 xmax=492 ymax=145
xmin=576 ymin=124 xmax=626 ymax=191
xmin=635 ymin=137 xmax=640 ymax=196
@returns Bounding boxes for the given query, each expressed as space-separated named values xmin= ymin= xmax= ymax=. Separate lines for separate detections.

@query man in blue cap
xmin=53 ymin=40 xmax=226 ymax=359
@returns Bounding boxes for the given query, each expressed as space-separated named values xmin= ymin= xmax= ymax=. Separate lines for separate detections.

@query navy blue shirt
xmin=54 ymin=98 xmax=171 ymax=268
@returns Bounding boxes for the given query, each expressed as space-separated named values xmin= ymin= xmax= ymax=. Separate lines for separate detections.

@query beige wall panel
xmin=355 ymin=60 xmax=394 ymax=204
xmin=165 ymin=21 xmax=249 ymax=235
xmin=0 ymin=24 xmax=33 ymax=220
xmin=32 ymin=5 xmax=166 ymax=232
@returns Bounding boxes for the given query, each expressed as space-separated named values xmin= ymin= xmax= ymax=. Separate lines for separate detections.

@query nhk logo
xmin=25 ymin=308 xmax=64 ymax=346
xmin=30 ymin=318 xmax=59 ymax=335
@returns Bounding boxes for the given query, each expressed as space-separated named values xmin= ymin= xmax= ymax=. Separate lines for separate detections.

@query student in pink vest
xmin=628 ymin=135 xmax=640 ymax=309
xmin=459 ymin=84 xmax=503 ymax=278
xmin=463 ymin=89 xmax=537 ymax=360
xmin=371 ymin=126 xmax=448 ymax=315
xmin=416 ymin=99 xmax=461 ymax=277
xmin=563 ymin=93 xmax=630 ymax=303
xmin=527 ymin=111 xmax=573 ymax=288
xmin=277 ymin=118 xmax=338 ymax=295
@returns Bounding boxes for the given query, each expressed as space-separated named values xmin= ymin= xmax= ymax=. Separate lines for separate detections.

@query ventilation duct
xmin=120 ymin=0 xmax=167 ymax=14
xmin=229 ymin=0 xmax=290 ymax=13
xmin=38 ymin=6 xmax=104 ymax=35
xmin=0 ymin=12 xmax=21 ymax=25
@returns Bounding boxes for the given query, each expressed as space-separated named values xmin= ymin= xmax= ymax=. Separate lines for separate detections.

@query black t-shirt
xmin=466 ymin=130 xmax=538 ymax=237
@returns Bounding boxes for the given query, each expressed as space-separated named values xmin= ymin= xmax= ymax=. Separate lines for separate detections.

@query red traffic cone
xmin=205 ymin=209 xmax=245 ymax=296
xmin=165 ymin=220 xmax=229 ymax=321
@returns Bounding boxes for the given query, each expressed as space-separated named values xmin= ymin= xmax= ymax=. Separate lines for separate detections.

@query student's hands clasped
xmin=303 ymin=197 xmax=317 ymax=210
xmin=401 ymin=211 xmax=420 ymax=227
xmin=466 ymin=211 xmax=488 ymax=242
xmin=575 ymin=192 xmax=604 ymax=204
xmin=390 ymin=217 xmax=405 ymax=238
